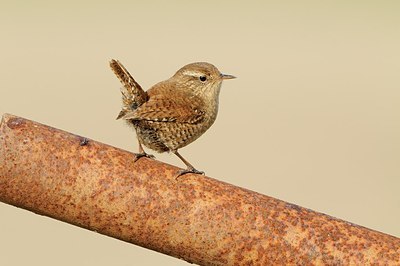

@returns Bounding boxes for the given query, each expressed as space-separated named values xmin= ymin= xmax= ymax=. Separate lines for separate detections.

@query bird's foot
xmin=176 ymin=167 xmax=205 ymax=179
xmin=133 ymin=152 xmax=155 ymax=162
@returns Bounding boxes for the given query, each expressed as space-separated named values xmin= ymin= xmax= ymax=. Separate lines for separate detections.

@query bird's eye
xmin=199 ymin=76 xmax=207 ymax=82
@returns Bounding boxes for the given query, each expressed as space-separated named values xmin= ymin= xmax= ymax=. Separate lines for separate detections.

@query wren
xmin=110 ymin=59 xmax=235 ymax=176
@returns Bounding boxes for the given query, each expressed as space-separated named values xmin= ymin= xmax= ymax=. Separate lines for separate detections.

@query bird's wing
xmin=121 ymin=93 xmax=205 ymax=124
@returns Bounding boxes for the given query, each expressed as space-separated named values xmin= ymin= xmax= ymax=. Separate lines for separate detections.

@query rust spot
xmin=285 ymin=202 xmax=302 ymax=212
xmin=79 ymin=137 xmax=89 ymax=146
xmin=6 ymin=117 xmax=25 ymax=129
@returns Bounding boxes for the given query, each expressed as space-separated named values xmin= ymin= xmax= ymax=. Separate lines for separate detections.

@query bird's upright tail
xmin=109 ymin=59 xmax=148 ymax=119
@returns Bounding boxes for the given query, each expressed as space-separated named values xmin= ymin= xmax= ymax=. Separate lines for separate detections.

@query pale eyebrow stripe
xmin=182 ymin=70 xmax=203 ymax=77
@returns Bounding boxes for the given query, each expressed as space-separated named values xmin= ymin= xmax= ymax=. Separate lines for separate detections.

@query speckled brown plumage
xmin=110 ymin=59 xmax=235 ymax=176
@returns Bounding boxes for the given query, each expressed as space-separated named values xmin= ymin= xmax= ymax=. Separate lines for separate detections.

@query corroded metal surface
xmin=0 ymin=113 xmax=399 ymax=265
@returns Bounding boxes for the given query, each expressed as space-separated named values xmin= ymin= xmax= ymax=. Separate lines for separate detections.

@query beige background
xmin=1 ymin=1 xmax=399 ymax=265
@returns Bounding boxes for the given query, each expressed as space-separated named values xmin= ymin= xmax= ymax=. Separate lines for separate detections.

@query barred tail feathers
xmin=109 ymin=59 xmax=148 ymax=119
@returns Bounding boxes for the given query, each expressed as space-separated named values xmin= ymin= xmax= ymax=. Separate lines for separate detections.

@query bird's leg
xmin=173 ymin=150 xmax=204 ymax=177
xmin=133 ymin=140 xmax=155 ymax=162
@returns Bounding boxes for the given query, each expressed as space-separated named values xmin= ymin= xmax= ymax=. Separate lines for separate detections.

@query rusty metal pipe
xmin=0 ymin=113 xmax=399 ymax=265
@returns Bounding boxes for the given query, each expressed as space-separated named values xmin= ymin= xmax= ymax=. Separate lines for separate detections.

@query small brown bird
xmin=110 ymin=59 xmax=235 ymax=176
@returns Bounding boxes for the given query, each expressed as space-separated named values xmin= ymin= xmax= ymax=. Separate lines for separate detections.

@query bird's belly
xmin=157 ymin=122 xmax=207 ymax=150
xmin=132 ymin=121 xmax=169 ymax=153
xmin=136 ymin=120 xmax=213 ymax=152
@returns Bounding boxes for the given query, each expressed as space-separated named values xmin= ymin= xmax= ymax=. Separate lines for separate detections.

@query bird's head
xmin=173 ymin=62 xmax=235 ymax=96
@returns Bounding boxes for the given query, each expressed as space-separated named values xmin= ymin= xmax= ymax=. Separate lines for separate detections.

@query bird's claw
xmin=176 ymin=167 xmax=205 ymax=179
xmin=133 ymin=152 xmax=155 ymax=162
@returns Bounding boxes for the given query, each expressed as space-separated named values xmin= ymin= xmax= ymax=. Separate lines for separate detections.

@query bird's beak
xmin=221 ymin=73 xmax=236 ymax=80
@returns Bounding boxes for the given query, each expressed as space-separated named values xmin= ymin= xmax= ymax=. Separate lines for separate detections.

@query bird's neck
xmin=197 ymin=83 xmax=222 ymax=122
